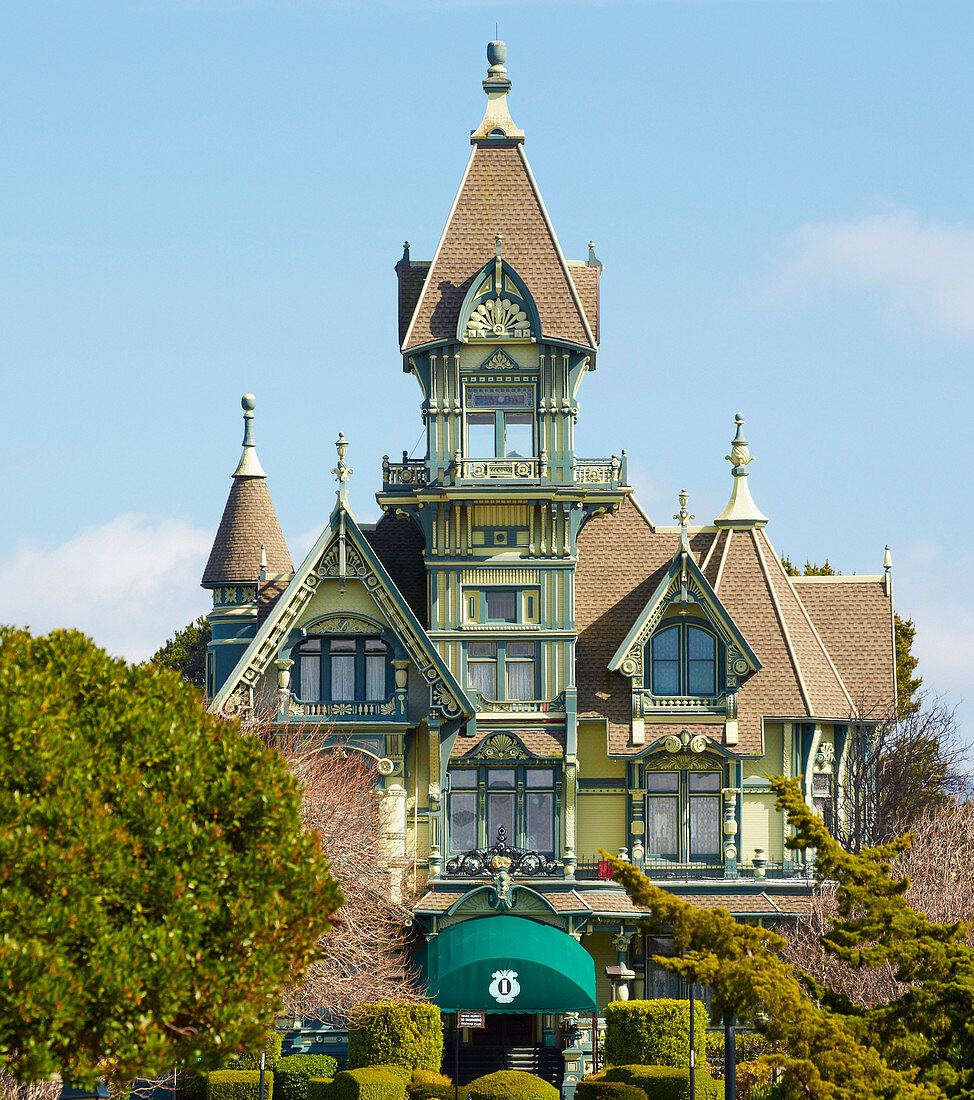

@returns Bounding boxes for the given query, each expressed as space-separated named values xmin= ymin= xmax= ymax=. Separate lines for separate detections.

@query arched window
xmin=647 ymin=623 xmax=718 ymax=697
xmin=294 ymin=636 xmax=390 ymax=702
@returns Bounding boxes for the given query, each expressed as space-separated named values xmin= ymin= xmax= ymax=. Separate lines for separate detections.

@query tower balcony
xmin=381 ymin=452 xmax=627 ymax=491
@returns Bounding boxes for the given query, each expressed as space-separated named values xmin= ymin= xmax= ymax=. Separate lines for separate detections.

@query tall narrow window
xmin=525 ymin=768 xmax=554 ymax=852
xmin=648 ymin=622 xmax=720 ymax=697
xmin=688 ymin=772 xmax=721 ymax=857
xmin=467 ymin=642 xmax=497 ymax=698
xmin=465 ymin=385 xmax=534 ymax=458
xmin=365 ymin=639 xmax=387 ymax=701
xmin=687 ymin=627 xmax=716 ymax=695
xmin=330 ymin=639 xmax=355 ymax=700
xmin=448 ymin=769 xmax=478 ymax=854
xmin=647 ymin=771 xmax=679 ymax=856
xmin=506 ymin=641 xmax=537 ymax=700
xmin=504 ymin=412 xmax=533 ymax=457
xmin=467 ymin=412 xmax=495 ymax=457
xmin=299 ymin=639 xmax=321 ymax=700
xmin=651 ymin=628 xmax=680 ymax=696
xmin=487 ymin=768 xmax=516 ymax=840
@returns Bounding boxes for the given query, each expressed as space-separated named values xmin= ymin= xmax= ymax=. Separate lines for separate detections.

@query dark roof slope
xmin=364 ymin=512 xmax=428 ymax=626
xmin=792 ymin=577 xmax=894 ymax=713
xmin=202 ymin=476 xmax=293 ymax=588
xmin=397 ymin=262 xmax=430 ymax=347
xmin=402 ymin=143 xmax=594 ymax=351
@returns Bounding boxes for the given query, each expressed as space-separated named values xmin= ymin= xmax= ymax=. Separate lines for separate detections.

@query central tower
xmin=378 ymin=41 xmax=629 ymax=877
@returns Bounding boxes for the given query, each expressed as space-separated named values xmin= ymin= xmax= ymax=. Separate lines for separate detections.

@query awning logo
xmin=489 ymin=969 xmax=520 ymax=1004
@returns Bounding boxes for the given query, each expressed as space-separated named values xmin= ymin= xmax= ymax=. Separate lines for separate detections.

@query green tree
xmin=0 ymin=627 xmax=342 ymax=1086
xmin=895 ymin=613 xmax=922 ymax=717
xmin=607 ymin=778 xmax=974 ymax=1100
xmin=780 ymin=555 xmax=836 ymax=577
xmin=151 ymin=616 xmax=211 ymax=688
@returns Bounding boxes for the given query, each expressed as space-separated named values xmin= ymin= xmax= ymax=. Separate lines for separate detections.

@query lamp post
xmin=723 ymin=1016 xmax=736 ymax=1100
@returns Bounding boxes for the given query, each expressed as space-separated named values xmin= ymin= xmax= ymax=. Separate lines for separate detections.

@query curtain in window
xmin=468 ymin=660 xmax=496 ymax=698
xmin=689 ymin=797 xmax=721 ymax=857
xmin=331 ymin=655 xmax=354 ymax=701
xmin=449 ymin=793 xmax=478 ymax=853
xmin=487 ymin=792 xmax=515 ymax=843
xmin=506 ymin=658 xmax=535 ymax=700
xmin=687 ymin=627 xmax=716 ymax=695
xmin=486 ymin=590 xmax=517 ymax=621
xmin=299 ymin=655 xmax=320 ymax=700
xmin=648 ymin=797 xmax=679 ymax=856
xmin=525 ymin=792 xmax=553 ymax=852
xmin=365 ymin=654 xmax=385 ymax=700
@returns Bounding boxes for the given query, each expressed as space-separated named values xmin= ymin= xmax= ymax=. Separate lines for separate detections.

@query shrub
xmin=276 ymin=1056 xmax=341 ymax=1100
xmin=604 ymin=1000 xmax=708 ymax=1068
xmin=735 ymin=1061 xmax=772 ymax=1100
xmin=235 ymin=1034 xmax=285 ymax=1071
xmin=748 ymin=1083 xmax=786 ymax=1100
xmin=602 ymin=1065 xmax=720 ymax=1100
xmin=347 ymin=1003 xmax=443 ymax=1072
xmin=208 ymin=1070 xmax=275 ymax=1100
xmin=466 ymin=1070 xmax=559 ymax=1100
xmin=408 ymin=1070 xmax=454 ymax=1100
xmin=575 ymin=1081 xmax=648 ymax=1100
xmin=179 ymin=1069 xmax=208 ymax=1100
xmin=308 ymin=1081 xmax=334 ymax=1100
xmin=330 ymin=1068 xmax=407 ymax=1100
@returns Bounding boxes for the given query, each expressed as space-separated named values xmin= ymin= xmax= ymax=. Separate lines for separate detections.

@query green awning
xmin=419 ymin=915 xmax=598 ymax=1014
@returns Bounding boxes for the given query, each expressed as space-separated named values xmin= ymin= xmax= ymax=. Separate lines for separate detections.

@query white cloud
xmin=0 ymin=514 xmax=213 ymax=662
xmin=766 ymin=207 xmax=974 ymax=339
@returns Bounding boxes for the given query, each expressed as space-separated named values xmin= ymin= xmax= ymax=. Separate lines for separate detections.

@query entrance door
xmin=469 ymin=1014 xmax=534 ymax=1047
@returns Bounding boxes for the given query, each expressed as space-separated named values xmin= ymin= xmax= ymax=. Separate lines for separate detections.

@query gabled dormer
xmin=608 ymin=491 xmax=761 ymax=748
xmin=457 ymin=245 xmax=541 ymax=344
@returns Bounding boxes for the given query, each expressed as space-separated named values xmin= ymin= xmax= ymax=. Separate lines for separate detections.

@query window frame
xmin=645 ymin=620 xmax=721 ymax=698
xmin=644 ymin=766 xmax=724 ymax=863
xmin=464 ymin=638 xmax=540 ymax=702
xmin=291 ymin=635 xmax=392 ymax=703
xmin=447 ymin=762 xmax=559 ymax=857
xmin=463 ymin=384 xmax=536 ymax=459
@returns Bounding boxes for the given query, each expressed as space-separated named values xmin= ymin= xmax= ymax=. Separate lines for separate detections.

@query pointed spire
xmin=673 ymin=489 xmax=694 ymax=551
xmin=233 ymin=393 xmax=267 ymax=478
xmin=471 ymin=40 xmax=524 ymax=144
xmin=587 ymin=241 xmax=603 ymax=271
xmin=714 ymin=414 xmax=769 ymax=528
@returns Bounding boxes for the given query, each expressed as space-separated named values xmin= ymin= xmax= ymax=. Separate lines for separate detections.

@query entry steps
xmin=451 ymin=1046 xmax=563 ymax=1088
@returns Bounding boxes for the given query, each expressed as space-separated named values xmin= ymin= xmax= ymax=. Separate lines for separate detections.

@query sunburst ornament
xmin=466 ymin=298 xmax=532 ymax=338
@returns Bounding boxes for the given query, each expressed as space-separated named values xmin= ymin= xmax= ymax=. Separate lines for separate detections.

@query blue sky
xmin=3 ymin=0 xmax=972 ymax=745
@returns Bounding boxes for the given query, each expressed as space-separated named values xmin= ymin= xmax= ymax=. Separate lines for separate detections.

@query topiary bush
xmin=575 ymin=1081 xmax=648 ymax=1100
xmin=275 ymin=1056 xmax=340 ymax=1100
xmin=347 ymin=1002 xmax=443 ymax=1072
xmin=602 ymin=1065 xmax=720 ymax=1100
xmin=208 ymin=1070 xmax=275 ymax=1100
xmin=466 ymin=1070 xmax=559 ymax=1100
xmin=407 ymin=1070 xmax=454 ymax=1100
xmin=330 ymin=1068 xmax=407 ymax=1100
xmin=235 ymin=1034 xmax=285 ymax=1071
xmin=604 ymin=1000 xmax=708 ymax=1068
xmin=308 ymin=1080 xmax=334 ymax=1100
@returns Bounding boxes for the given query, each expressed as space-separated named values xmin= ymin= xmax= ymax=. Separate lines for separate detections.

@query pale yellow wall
xmin=578 ymin=720 xmax=626 ymax=779
xmin=577 ymin=793 xmax=627 ymax=862
xmin=300 ymin=579 xmax=381 ymax=623
xmin=582 ymin=931 xmax=620 ymax=1010
xmin=741 ymin=792 xmax=785 ymax=862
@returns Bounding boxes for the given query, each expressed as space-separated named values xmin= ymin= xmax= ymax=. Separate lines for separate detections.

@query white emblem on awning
xmin=489 ymin=969 xmax=521 ymax=1004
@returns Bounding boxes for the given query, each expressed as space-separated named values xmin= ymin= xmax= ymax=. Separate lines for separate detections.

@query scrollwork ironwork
xmin=444 ymin=826 xmax=560 ymax=878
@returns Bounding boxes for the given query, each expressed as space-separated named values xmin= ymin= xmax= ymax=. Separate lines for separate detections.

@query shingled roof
xmin=201 ymin=475 xmax=293 ymax=588
xmin=574 ymin=498 xmax=894 ymax=757
xmin=401 ymin=143 xmax=596 ymax=352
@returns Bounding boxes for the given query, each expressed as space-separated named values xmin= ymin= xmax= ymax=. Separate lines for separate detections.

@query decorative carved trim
xmin=466 ymin=298 xmax=532 ymax=339
xmin=303 ymin=614 xmax=382 ymax=635
xmin=473 ymin=733 xmax=529 ymax=760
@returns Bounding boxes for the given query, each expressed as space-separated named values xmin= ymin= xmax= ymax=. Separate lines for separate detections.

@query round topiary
xmin=466 ymin=1070 xmax=559 ymax=1100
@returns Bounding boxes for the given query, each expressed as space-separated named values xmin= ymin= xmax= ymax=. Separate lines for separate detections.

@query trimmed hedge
xmin=604 ymin=1001 xmax=708 ymax=1069
xmin=407 ymin=1070 xmax=455 ymax=1100
xmin=236 ymin=1034 xmax=285 ymax=1071
xmin=575 ymin=1081 xmax=648 ymax=1100
xmin=308 ymin=1080 xmax=334 ymax=1100
xmin=276 ymin=1056 xmax=341 ymax=1100
xmin=179 ymin=1069 xmax=208 ymax=1100
xmin=330 ymin=1068 xmax=407 ymax=1100
xmin=602 ymin=1065 xmax=720 ymax=1100
xmin=466 ymin=1071 xmax=559 ymax=1100
xmin=208 ymin=1071 xmax=276 ymax=1100
xmin=347 ymin=1002 xmax=443 ymax=1072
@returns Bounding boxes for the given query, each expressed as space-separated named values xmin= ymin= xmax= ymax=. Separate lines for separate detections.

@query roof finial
xmin=332 ymin=432 xmax=354 ymax=508
xmin=232 ymin=393 xmax=267 ymax=478
xmin=714 ymin=413 xmax=768 ymax=528
xmin=495 ymin=231 xmax=503 ymax=258
xmin=471 ymin=40 xmax=524 ymax=145
xmin=587 ymin=241 xmax=603 ymax=271
xmin=673 ymin=489 xmax=695 ymax=551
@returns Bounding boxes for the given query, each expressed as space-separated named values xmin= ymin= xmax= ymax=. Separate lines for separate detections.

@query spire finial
xmin=495 ymin=231 xmax=503 ymax=258
xmin=674 ymin=489 xmax=695 ymax=550
xmin=587 ymin=241 xmax=603 ymax=271
xmin=471 ymin=40 xmax=524 ymax=145
xmin=884 ymin=545 xmax=892 ymax=571
xmin=332 ymin=432 xmax=354 ymax=508
xmin=714 ymin=413 xmax=768 ymax=528
xmin=232 ymin=393 xmax=267 ymax=478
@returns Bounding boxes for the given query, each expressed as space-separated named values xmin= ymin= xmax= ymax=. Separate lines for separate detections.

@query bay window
xmin=465 ymin=640 xmax=538 ymax=702
xmin=448 ymin=764 xmax=557 ymax=856
xmin=465 ymin=385 xmax=535 ymax=458
xmin=293 ymin=636 xmax=391 ymax=702
xmin=646 ymin=622 xmax=719 ymax=697
xmin=645 ymin=769 xmax=723 ymax=861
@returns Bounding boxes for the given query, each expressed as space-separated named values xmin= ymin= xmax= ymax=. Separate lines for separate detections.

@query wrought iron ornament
xmin=445 ymin=825 xmax=559 ymax=877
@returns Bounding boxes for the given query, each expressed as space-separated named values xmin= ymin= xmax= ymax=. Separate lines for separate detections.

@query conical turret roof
xmin=201 ymin=395 xmax=293 ymax=588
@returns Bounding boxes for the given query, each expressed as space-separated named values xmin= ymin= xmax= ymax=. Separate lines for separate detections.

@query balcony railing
xmin=472 ymin=690 xmax=566 ymax=714
xmin=456 ymin=456 xmax=541 ymax=481
xmin=573 ymin=454 xmax=627 ymax=486
xmin=382 ymin=454 xmax=428 ymax=490
xmin=281 ymin=693 xmax=407 ymax=721
xmin=634 ymin=690 xmax=724 ymax=715
xmin=574 ymin=858 xmax=808 ymax=882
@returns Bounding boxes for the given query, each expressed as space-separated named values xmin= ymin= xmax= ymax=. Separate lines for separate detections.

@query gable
xmin=210 ymin=507 xmax=472 ymax=725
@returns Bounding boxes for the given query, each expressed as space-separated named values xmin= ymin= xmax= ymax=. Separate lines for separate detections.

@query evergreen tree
xmin=0 ymin=627 xmax=342 ymax=1086
xmin=608 ymin=777 xmax=974 ymax=1100
xmin=895 ymin=613 xmax=922 ymax=717
xmin=151 ymin=616 xmax=211 ymax=688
